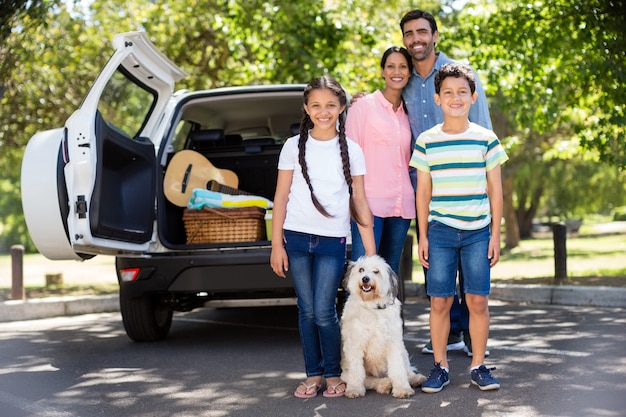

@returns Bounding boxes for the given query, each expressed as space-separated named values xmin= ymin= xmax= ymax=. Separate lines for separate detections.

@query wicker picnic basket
xmin=183 ymin=206 xmax=267 ymax=244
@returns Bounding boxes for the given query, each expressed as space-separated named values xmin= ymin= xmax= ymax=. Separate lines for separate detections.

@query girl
xmin=270 ymin=76 xmax=375 ymax=399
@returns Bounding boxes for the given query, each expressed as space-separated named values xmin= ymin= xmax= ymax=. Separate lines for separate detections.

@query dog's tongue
xmin=362 ymin=284 xmax=372 ymax=292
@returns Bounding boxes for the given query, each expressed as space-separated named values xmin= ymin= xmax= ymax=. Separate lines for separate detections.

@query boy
xmin=410 ymin=63 xmax=508 ymax=392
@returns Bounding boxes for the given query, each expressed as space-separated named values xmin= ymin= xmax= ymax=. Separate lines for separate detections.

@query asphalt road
xmin=0 ymin=299 xmax=624 ymax=417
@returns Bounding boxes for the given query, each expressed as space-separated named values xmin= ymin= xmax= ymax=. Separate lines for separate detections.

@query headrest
xmin=189 ymin=129 xmax=224 ymax=144
xmin=224 ymin=134 xmax=243 ymax=146
xmin=289 ymin=123 xmax=300 ymax=136
xmin=242 ymin=137 xmax=276 ymax=153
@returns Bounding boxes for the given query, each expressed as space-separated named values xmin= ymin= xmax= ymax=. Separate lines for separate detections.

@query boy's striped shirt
xmin=409 ymin=122 xmax=509 ymax=230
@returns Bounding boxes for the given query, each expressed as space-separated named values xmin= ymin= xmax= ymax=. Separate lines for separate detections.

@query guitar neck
xmin=208 ymin=180 xmax=252 ymax=196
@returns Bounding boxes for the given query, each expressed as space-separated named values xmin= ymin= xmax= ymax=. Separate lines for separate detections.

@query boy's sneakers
xmin=463 ymin=332 xmax=490 ymax=357
xmin=421 ymin=333 xmax=465 ymax=354
xmin=421 ymin=362 xmax=450 ymax=393
xmin=470 ymin=365 xmax=500 ymax=391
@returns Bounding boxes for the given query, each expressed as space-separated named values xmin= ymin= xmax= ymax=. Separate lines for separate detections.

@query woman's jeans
xmin=283 ymin=230 xmax=346 ymax=378
xmin=350 ymin=216 xmax=411 ymax=274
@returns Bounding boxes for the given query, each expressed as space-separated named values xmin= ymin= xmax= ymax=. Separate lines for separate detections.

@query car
xmin=20 ymin=31 xmax=310 ymax=341
xmin=21 ymin=31 xmax=410 ymax=342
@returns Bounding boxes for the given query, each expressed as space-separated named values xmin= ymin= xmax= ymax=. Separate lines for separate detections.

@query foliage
xmin=2 ymin=0 xmax=625 ymax=251
xmin=452 ymin=0 xmax=626 ymax=168
xmin=0 ymin=0 xmax=414 ymax=251
xmin=543 ymin=159 xmax=626 ymax=219
xmin=614 ymin=207 xmax=626 ymax=221
xmin=445 ymin=0 xmax=626 ymax=243
xmin=0 ymin=0 xmax=59 ymax=43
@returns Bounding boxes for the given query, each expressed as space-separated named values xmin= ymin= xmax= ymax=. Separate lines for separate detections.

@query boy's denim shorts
xmin=426 ymin=221 xmax=491 ymax=298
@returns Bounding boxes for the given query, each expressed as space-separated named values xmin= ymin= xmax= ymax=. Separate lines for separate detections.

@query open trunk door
xmin=21 ymin=31 xmax=186 ymax=260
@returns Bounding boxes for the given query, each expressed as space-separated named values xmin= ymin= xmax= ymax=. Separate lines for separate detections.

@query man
xmin=400 ymin=9 xmax=492 ymax=357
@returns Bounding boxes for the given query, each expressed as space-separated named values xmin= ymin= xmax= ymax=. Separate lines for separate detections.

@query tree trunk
xmin=517 ymin=183 xmax=544 ymax=239
xmin=502 ymin=172 xmax=519 ymax=249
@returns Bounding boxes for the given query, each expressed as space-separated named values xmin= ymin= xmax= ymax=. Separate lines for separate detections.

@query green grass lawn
xmin=1 ymin=224 xmax=625 ymax=300
xmin=411 ymin=230 xmax=626 ymax=286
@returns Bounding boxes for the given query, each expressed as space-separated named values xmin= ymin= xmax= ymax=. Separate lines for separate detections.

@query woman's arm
xmin=350 ymin=174 xmax=376 ymax=256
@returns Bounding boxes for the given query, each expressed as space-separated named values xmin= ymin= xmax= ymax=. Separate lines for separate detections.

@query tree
xmin=0 ymin=0 xmax=59 ymax=42
xmin=0 ymin=0 xmax=413 ymax=251
xmin=446 ymin=0 xmax=626 ymax=247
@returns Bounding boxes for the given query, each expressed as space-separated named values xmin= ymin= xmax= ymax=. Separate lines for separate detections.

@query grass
xmin=410 ymin=229 xmax=626 ymax=287
xmin=0 ymin=283 xmax=119 ymax=300
xmin=1 ymin=224 xmax=625 ymax=300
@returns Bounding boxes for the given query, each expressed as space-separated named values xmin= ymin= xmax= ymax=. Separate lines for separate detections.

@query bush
xmin=614 ymin=207 xmax=626 ymax=221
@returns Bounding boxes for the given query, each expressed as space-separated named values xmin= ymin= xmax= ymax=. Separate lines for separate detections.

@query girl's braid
xmin=337 ymin=115 xmax=365 ymax=226
xmin=298 ymin=110 xmax=332 ymax=218
xmin=337 ymin=116 xmax=353 ymax=196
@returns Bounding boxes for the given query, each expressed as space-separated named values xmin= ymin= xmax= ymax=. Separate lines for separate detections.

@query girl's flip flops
xmin=294 ymin=381 xmax=322 ymax=399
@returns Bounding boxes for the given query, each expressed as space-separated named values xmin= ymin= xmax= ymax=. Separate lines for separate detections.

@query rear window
xmin=97 ymin=67 xmax=157 ymax=139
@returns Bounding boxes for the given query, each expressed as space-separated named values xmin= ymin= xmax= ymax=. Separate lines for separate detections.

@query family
xmin=269 ymin=9 xmax=509 ymax=398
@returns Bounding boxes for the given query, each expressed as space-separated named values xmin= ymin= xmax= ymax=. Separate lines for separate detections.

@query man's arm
xmin=469 ymin=71 xmax=492 ymax=130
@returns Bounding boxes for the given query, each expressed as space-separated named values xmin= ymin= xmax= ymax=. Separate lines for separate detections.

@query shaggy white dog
xmin=340 ymin=255 xmax=425 ymax=398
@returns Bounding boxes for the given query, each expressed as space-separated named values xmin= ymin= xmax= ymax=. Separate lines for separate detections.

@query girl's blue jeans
xmin=350 ymin=216 xmax=411 ymax=274
xmin=283 ymin=230 xmax=346 ymax=378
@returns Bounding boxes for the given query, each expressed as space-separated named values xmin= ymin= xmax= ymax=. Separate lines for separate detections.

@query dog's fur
xmin=340 ymin=255 xmax=426 ymax=398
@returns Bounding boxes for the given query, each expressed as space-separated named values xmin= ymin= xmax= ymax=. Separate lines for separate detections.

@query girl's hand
xmin=270 ymin=246 xmax=289 ymax=278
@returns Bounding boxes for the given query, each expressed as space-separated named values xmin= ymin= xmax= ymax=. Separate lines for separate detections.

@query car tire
xmin=119 ymin=289 xmax=173 ymax=342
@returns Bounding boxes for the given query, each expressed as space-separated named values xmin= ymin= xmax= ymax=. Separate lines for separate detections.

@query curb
xmin=404 ymin=282 xmax=626 ymax=308
xmin=489 ymin=283 xmax=626 ymax=308
xmin=0 ymin=294 xmax=119 ymax=322
xmin=1 ymin=284 xmax=625 ymax=323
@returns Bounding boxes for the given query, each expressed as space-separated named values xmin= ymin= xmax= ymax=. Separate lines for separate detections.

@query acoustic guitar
xmin=164 ymin=150 xmax=239 ymax=207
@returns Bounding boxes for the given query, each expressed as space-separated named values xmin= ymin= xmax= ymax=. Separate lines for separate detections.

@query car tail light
xmin=119 ymin=267 xmax=141 ymax=282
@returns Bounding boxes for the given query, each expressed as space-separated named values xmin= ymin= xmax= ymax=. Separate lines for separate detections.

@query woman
xmin=345 ymin=46 xmax=414 ymax=274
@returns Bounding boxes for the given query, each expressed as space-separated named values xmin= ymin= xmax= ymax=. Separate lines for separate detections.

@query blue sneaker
xmin=421 ymin=363 xmax=450 ymax=393
xmin=470 ymin=365 xmax=500 ymax=391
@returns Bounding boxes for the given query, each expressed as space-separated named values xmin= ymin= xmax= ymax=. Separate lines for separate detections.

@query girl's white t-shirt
xmin=278 ymin=133 xmax=366 ymax=238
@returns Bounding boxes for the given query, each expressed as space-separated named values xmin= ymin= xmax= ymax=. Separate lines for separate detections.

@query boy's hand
xmin=488 ymin=237 xmax=501 ymax=267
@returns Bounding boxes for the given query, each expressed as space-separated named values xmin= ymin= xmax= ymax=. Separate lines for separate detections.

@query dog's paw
xmin=374 ymin=379 xmax=393 ymax=395
xmin=409 ymin=373 xmax=427 ymax=387
xmin=392 ymin=387 xmax=415 ymax=398
xmin=344 ymin=388 xmax=366 ymax=399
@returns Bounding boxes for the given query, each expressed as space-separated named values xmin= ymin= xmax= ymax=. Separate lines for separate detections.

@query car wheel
xmin=119 ymin=289 xmax=173 ymax=342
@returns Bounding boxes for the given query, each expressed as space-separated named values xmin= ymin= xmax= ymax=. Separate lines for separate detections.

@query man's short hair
xmin=400 ymin=9 xmax=438 ymax=34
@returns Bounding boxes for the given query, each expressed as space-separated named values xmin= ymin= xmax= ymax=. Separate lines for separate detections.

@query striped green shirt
xmin=409 ymin=122 xmax=509 ymax=230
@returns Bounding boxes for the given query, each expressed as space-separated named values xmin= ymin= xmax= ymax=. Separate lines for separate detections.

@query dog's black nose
xmin=361 ymin=276 xmax=370 ymax=284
